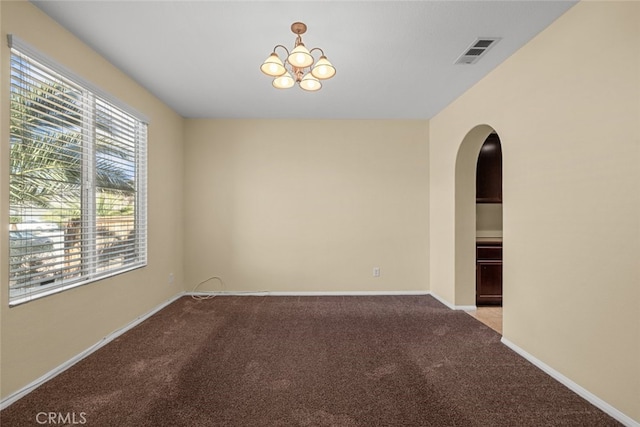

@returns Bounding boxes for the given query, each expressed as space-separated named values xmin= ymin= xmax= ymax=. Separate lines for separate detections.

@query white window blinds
xmin=8 ymin=35 xmax=148 ymax=305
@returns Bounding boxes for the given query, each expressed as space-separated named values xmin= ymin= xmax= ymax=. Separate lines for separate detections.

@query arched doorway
xmin=454 ymin=125 xmax=504 ymax=332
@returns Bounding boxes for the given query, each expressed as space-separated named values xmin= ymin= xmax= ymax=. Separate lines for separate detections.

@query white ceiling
xmin=31 ymin=1 xmax=577 ymax=120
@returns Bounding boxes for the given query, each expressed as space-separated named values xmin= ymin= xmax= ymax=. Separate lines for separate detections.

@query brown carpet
xmin=1 ymin=295 xmax=620 ymax=426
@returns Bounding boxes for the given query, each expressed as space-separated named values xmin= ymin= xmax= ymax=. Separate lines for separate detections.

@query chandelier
xmin=260 ymin=22 xmax=336 ymax=92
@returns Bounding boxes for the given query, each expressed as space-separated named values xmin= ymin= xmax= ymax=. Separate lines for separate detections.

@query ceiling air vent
xmin=455 ymin=37 xmax=501 ymax=65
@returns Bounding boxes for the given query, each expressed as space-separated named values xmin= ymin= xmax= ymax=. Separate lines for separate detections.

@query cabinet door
xmin=476 ymin=262 xmax=503 ymax=306
xmin=476 ymin=134 xmax=502 ymax=203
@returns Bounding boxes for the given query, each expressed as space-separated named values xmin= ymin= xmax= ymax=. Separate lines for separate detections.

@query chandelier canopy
xmin=261 ymin=22 xmax=336 ymax=92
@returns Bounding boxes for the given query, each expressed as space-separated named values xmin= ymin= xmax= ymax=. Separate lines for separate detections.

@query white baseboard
xmin=189 ymin=290 xmax=475 ymax=312
xmin=0 ymin=293 xmax=184 ymax=410
xmin=501 ymin=337 xmax=639 ymax=427
xmin=429 ymin=292 xmax=476 ymax=311
xmin=454 ymin=305 xmax=477 ymax=311
xmin=187 ymin=290 xmax=431 ymax=297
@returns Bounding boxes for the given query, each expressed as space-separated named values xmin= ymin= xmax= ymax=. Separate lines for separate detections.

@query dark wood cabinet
xmin=476 ymin=241 xmax=502 ymax=306
xmin=476 ymin=134 xmax=502 ymax=203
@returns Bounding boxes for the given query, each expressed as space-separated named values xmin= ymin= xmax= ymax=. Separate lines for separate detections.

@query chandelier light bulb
xmin=260 ymin=53 xmax=286 ymax=77
xmin=288 ymin=44 xmax=313 ymax=68
xmin=300 ymin=73 xmax=322 ymax=92
xmin=273 ymin=72 xmax=295 ymax=89
xmin=310 ymin=56 xmax=336 ymax=80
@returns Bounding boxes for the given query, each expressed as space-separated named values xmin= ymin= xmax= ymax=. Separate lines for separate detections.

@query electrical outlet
xmin=373 ymin=267 xmax=380 ymax=277
xmin=168 ymin=273 xmax=175 ymax=285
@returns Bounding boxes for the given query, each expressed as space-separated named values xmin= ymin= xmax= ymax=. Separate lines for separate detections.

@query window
xmin=8 ymin=36 xmax=147 ymax=305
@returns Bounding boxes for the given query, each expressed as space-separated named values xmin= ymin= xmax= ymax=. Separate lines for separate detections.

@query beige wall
xmin=184 ymin=120 xmax=429 ymax=294
xmin=430 ymin=1 xmax=639 ymax=421
xmin=0 ymin=1 xmax=185 ymax=399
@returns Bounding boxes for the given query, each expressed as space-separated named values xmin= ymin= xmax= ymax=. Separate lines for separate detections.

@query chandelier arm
xmin=308 ymin=48 xmax=325 ymax=67
xmin=273 ymin=44 xmax=290 ymax=57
